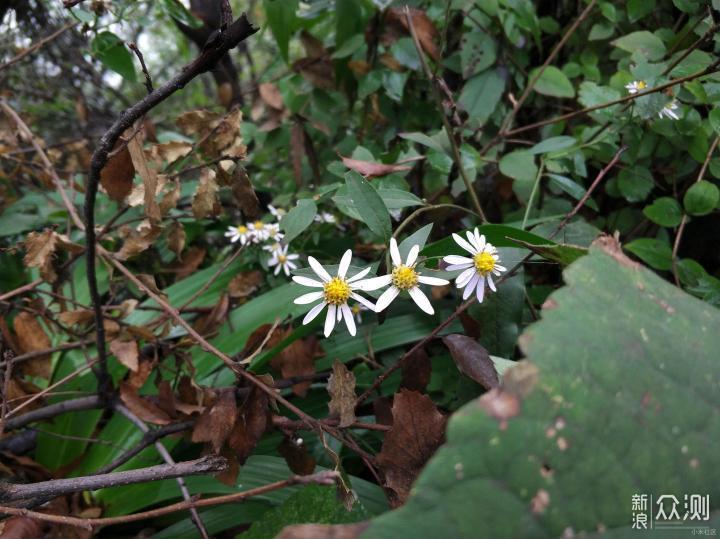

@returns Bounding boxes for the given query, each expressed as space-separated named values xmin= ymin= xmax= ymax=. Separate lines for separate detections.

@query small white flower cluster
xmin=292 ymin=228 xmax=506 ymax=337
xmin=225 ymin=205 xmax=299 ymax=276
xmin=625 ymin=80 xmax=681 ymax=121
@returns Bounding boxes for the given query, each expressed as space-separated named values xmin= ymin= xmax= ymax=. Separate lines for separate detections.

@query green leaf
xmin=684 ymin=180 xmax=720 ymax=216
xmin=528 ymin=136 xmax=576 ymax=155
xmin=625 ymin=238 xmax=673 ymax=270
xmin=263 ymin=0 xmax=298 ymax=62
xmin=363 ymin=244 xmax=720 ymax=538
xmin=643 ymin=196 xmax=682 ymax=227
xmin=528 ymin=66 xmax=575 ymax=98
xmin=398 ymin=223 xmax=433 ymax=261
xmin=159 ymin=0 xmax=202 ymax=28
xmin=499 ymin=151 xmax=537 ymax=182
xmin=458 ymin=69 xmax=505 ymax=125
xmin=399 ymin=132 xmax=448 ymax=154
xmin=611 ymin=30 xmax=666 ymax=61
xmin=239 ymin=485 xmax=367 ymax=539
xmin=509 ymin=238 xmax=588 ymax=266
xmin=627 ymin=0 xmax=655 ymax=21
xmin=91 ymin=32 xmax=136 ymax=82
xmin=546 ymin=173 xmax=598 ymax=211
xmin=345 ymin=171 xmax=391 ymax=240
xmin=710 ymin=108 xmax=720 ymax=135
xmin=376 ymin=188 xmax=424 ymax=209
xmin=331 ymin=33 xmax=365 ymax=59
xmin=460 ymin=29 xmax=496 ymax=78
xmin=151 ymin=502 xmax=271 ymax=539
xmin=617 ymin=166 xmax=654 ymax=203
xmin=281 ymin=199 xmax=317 ymax=243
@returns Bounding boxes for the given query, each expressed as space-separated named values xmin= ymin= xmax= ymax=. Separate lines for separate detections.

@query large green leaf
xmin=345 ymin=171 xmax=391 ymax=241
xmin=263 ymin=0 xmax=298 ymax=62
xmin=528 ymin=66 xmax=575 ymax=98
xmin=362 ymin=242 xmax=720 ymax=538
xmin=91 ymin=32 xmax=136 ymax=82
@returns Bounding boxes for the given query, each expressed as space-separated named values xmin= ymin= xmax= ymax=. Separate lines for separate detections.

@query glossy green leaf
xmin=345 ymin=171 xmax=391 ymax=240
xmin=499 ymin=151 xmax=537 ymax=182
xmin=458 ymin=69 xmax=505 ymax=125
xmin=611 ymin=30 xmax=666 ymax=61
xmin=398 ymin=223 xmax=433 ymax=261
xmin=460 ymin=29 xmax=496 ymax=78
xmin=159 ymin=0 xmax=202 ymax=28
xmin=509 ymin=238 xmax=588 ymax=266
xmin=529 ymin=136 xmax=576 ymax=155
xmin=528 ymin=66 xmax=575 ymax=98
xmin=643 ymin=197 xmax=682 ymax=227
xmin=684 ymin=180 xmax=720 ymax=216
xmin=91 ymin=32 xmax=136 ymax=82
xmin=364 ymin=245 xmax=720 ymax=538
xmin=281 ymin=199 xmax=317 ymax=242
xmin=263 ymin=0 xmax=298 ymax=62
xmin=625 ymin=238 xmax=673 ymax=270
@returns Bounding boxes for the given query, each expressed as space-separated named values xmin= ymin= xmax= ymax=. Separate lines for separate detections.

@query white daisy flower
xmin=224 ymin=224 xmax=252 ymax=245
xmin=268 ymin=244 xmax=299 ymax=277
xmin=625 ymin=80 xmax=647 ymax=94
xmin=292 ymin=250 xmax=376 ymax=337
xmin=356 ymin=238 xmax=449 ymax=315
xmin=266 ymin=222 xmax=284 ymax=242
xmin=268 ymin=205 xmax=287 ymax=219
xmin=314 ymin=211 xmax=336 ymax=224
xmin=263 ymin=241 xmax=284 ymax=255
xmin=442 ymin=228 xmax=507 ymax=303
xmin=248 ymin=220 xmax=269 ymax=243
xmin=658 ymin=100 xmax=680 ymax=120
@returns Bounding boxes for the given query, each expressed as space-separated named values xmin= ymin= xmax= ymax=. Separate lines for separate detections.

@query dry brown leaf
xmin=23 ymin=229 xmax=58 ymax=282
xmin=228 ymin=271 xmax=263 ymax=300
xmin=0 ymin=516 xmax=46 ymax=539
xmin=347 ymin=60 xmax=371 ymax=76
xmin=119 ymin=382 xmax=172 ymax=425
xmin=150 ymin=141 xmax=192 ymax=165
xmin=341 ymin=156 xmax=413 ymax=179
xmin=191 ymin=168 xmax=220 ymax=219
xmin=193 ymin=294 xmax=229 ymax=336
xmin=218 ymin=163 xmax=261 ymax=219
xmin=376 ymin=390 xmax=447 ymax=505
xmin=100 ymin=142 xmax=134 ymax=202
xmin=13 ymin=312 xmax=51 ymax=379
xmin=290 ymin=120 xmax=305 ymax=186
xmin=115 ymin=222 xmax=162 ymax=260
xmin=167 ymin=221 xmax=186 ymax=260
xmin=386 ymin=8 xmax=440 ymax=61
xmin=135 ymin=274 xmax=167 ymax=301
xmin=58 ymin=309 xmax=95 ymax=327
xmin=192 ymin=389 xmax=238 ymax=452
xmin=327 ymin=360 xmax=356 ymax=428
xmin=442 ymin=334 xmax=499 ymax=390
xmin=159 ymin=178 xmax=181 ymax=215
xmin=278 ymin=436 xmax=316 ymax=476
xmin=227 ymin=386 xmax=269 ymax=463
xmin=177 ymin=109 xmax=222 ymax=136
xmin=277 ymin=523 xmax=369 ymax=539
xmin=400 ymin=348 xmax=431 ymax=392
xmin=174 ymin=247 xmax=206 ymax=280
xmin=270 ymin=332 xmax=321 ymax=397
xmin=259 ymin=82 xmax=284 ymax=110
xmin=109 ymin=339 xmax=139 ymax=372
xmin=300 ymin=30 xmax=327 ymax=59
xmin=127 ymin=124 xmax=161 ymax=222
xmin=292 ymin=57 xmax=336 ymax=90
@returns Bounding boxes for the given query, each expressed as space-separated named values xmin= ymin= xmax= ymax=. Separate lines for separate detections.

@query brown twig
xmin=403 ymin=7 xmax=487 ymax=222
xmin=273 ymin=416 xmax=391 ymax=432
xmin=0 ymin=456 xmax=227 ymax=503
xmin=128 ymin=42 xmax=154 ymax=94
xmin=3 ymin=395 xmax=104 ymax=431
xmin=0 ymin=23 xmax=78 ymax=72
xmin=0 ymin=470 xmax=339 ymax=531
xmin=83 ymin=13 xmax=258 ymax=403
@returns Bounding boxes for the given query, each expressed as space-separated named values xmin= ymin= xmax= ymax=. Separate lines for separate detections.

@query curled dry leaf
xmin=167 ymin=221 xmax=186 ymax=260
xmin=327 ymin=360 xmax=356 ymax=428
xmin=228 ymin=270 xmax=263 ymax=300
xmin=147 ymin=140 xmax=192 ymax=165
xmin=109 ymin=339 xmax=139 ymax=372
xmin=192 ymin=389 xmax=238 ymax=453
xmin=218 ymin=162 xmax=261 ymax=219
xmin=385 ymin=8 xmax=440 ymax=61
xmin=340 ymin=156 xmax=414 ymax=179
xmin=119 ymin=381 xmax=172 ymax=425
xmin=13 ymin=312 xmax=51 ymax=379
xmin=159 ymin=177 xmax=181 ymax=215
xmin=178 ymin=108 xmax=246 ymax=159
xmin=400 ymin=348 xmax=431 ymax=392
xmin=115 ymin=222 xmax=163 ymax=261
xmin=227 ymin=385 xmax=269 ymax=463
xmin=100 ymin=141 xmax=134 ymax=202
xmin=442 ymin=334 xmax=499 ymax=390
xmin=191 ymin=168 xmax=220 ymax=219
xmin=290 ymin=120 xmax=306 ymax=187
xmin=259 ymin=82 xmax=284 ymax=110
xmin=269 ymin=330 xmax=322 ymax=397
xmin=23 ymin=229 xmax=83 ymax=283
xmin=58 ymin=309 xmax=95 ymax=327
xmin=278 ymin=436 xmax=316 ymax=476
xmin=376 ymin=390 xmax=447 ymax=505
xmin=0 ymin=516 xmax=46 ymax=539
xmin=126 ymin=124 xmax=161 ymax=223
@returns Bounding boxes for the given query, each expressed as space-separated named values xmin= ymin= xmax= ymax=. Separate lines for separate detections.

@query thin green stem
xmin=522 ymin=160 xmax=545 ymax=230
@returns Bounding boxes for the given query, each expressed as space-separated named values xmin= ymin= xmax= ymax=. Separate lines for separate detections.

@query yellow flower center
xmin=473 ymin=252 xmax=495 ymax=275
xmin=237 ymin=225 xmax=248 ymax=234
xmin=323 ymin=277 xmax=351 ymax=305
xmin=278 ymin=254 xmax=287 ymax=263
xmin=253 ymin=221 xmax=264 ymax=229
xmin=391 ymin=265 xmax=418 ymax=290
xmin=637 ymin=80 xmax=647 ymax=89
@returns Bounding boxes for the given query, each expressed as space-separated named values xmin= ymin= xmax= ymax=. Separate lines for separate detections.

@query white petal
xmin=452 ymin=233 xmax=477 ymax=255
xmin=287 ymin=260 xmax=298 ymax=270
xmin=293 ymin=276 xmax=324 ymax=288
xmin=476 ymin=276 xmax=486 ymax=303
xmin=446 ymin=263 xmax=474 ymax=271
xmin=487 ymin=274 xmax=496 ymax=292
xmin=375 ymin=286 xmax=400 ymax=312
xmin=351 ymin=292 xmax=376 ymax=311
xmin=295 ymin=291 xmax=325 ymax=304
xmin=324 ymin=305 xmax=337 ymax=337
xmin=282 ymin=265 xmax=291 ymax=276
xmin=495 ymin=264 xmax=507 ymax=273
xmin=406 ymin=244 xmax=420 ymax=266
xmin=466 ymin=230 xmax=481 ymax=251
xmin=389 ymin=237 xmax=401 ymax=267
xmin=463 ymin=273 xmax=480 ymax=300
xmin=456 ymin=267 xmax=477 ymax=287
xmin=347 ymin=266 xmax=372 ymax=283
xmin=338 ymin=249 xmax=352 ymax=278
xmin=408 ymin=287 xmax=434 ymax=314
xmin=308 ymin=256 xmax=332 ymax=282
xmin=303 ymin=302 xmax=326 ymax=325
xmin=341 ymin=304 xmax=356 ymax=336
xmin=475 ymin=230 xmax=486 ymax=252
xmin=354 ymin=274 xmax=392 ymax=291
xmin=286 ymin=254 xmax=300 ymax=260
xmin=337 ymin=305 xmax=343 ymax=321
xmin=274 ymin=265 xmax=282 ymax=275
xmin=417 ymin=275 xmax=449 ymax=286
xmin=443 ymin=255 xmax=473 ymax=265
